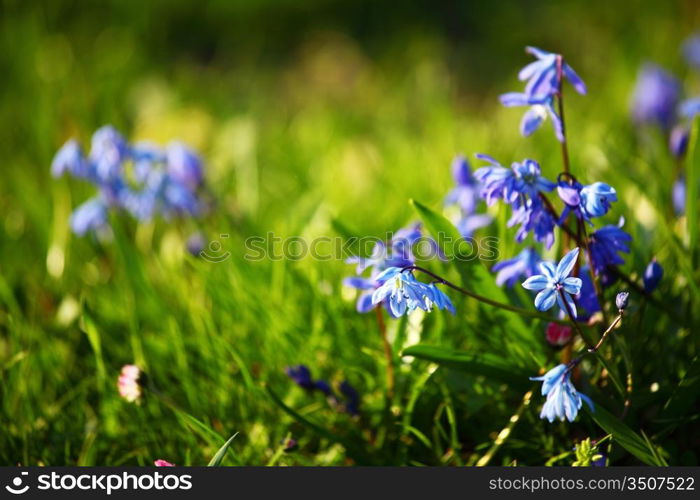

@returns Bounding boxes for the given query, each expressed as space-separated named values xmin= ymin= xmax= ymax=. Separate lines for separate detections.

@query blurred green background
xmin=0 ymin=0 xmax=698 ymax=466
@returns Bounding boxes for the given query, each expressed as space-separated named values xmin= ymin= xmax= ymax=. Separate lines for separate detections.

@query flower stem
xmin=403 ymin=266 xmax=570 ymax=325
xmin=557 ymin=289 xmax=594 ymax=350
xmin=375 ymin=306 xmax=395 ymax=400
xmin=588 ymin=312 xmax=623 ymax=353
xmin=555 ymin=55 xmax=571 ymax=175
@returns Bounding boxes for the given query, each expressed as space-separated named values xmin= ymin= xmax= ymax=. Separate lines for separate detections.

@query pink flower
xmin=154 ymin=459 xmax=175 ymax=467
xmin=118 ymin=364 xmax=142 ymax=402
xmin=546 ymin=322 xmax=572 ymax=346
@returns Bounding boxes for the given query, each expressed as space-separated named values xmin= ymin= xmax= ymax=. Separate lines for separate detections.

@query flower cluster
xmin=530 ymin=362 xmax=593 ymax=423
xmin=475 ymin=154 xmax=556 ymax=248
xmin=343 ymin=224 xmax=453 ymax=318
xmin=630 ymin=35 xmax=700 ymax=212
xmin=52 ymin=125 xmax=205 ymax=236
xmin=500 ymin=46 xmax=586 ymax=142
xmin=286 ymin=365 xmax=361 ymax=416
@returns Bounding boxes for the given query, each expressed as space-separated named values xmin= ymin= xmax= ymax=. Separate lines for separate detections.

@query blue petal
xmin=562 ymin=276 xmax=582 ymax=295
xmin=563 ymin=63 xmax=587 ymax=95
xmin=539 ymin=261 xmax=557 ymax=278
xmin=521 ymin=274 xmax=549 ymax=291
xmin=520 ymin=107 xmax=545 ymax=136
xmin=534 ymin=288 xmax=557 ymax=311
xmin=556 ymin=247 xmax=579 ymax=280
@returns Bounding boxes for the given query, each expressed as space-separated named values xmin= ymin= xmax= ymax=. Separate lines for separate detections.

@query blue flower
xmin=508 ymin=198 xmax=556 ymax=248
xmin=680 ymin=97 xmax=700 ymax=119
xmin=673 ymin=176 xmax=686 ymax=215
xmin=342 ymin=276 xmax=377 ymax=313
xmin=371 ymin=267 xmax=453 ymax=317
xmin=670 ymin=125 xmax=690 ymax=159
xmin=491 ymin=247 xmax=541 ymax=287
xmin=474 ymin=155 xmax=554 ymax=206
xmin=588 ymin=225 xmax=632 ymax=275
xmin=530 ymin=363 xmax=594 ymax=423
xmin=500 ymin=92 xmax=564 ymax=141
xmin=339 ymin=381 xmax=361 ymax=416
xmin=52 ymin=125 xmax=206 ymax=236
xmin=285 ymin=365 xmax=316 ymax=390
xmin=631 ymin=64 xmax=680 ymax=129
xmin=445 ymin=155 xmax=481 ymax=214
xmin=515 ymin=46 xmax=587 ymax=99
xmin=474 ymin=154 xmax=519 ymax=205
xmin=579 ymin=182 xmax=617 ymax=218
xmin=89 ymin=125 xmax=129 ymax=182
xmin=522 ymin=247 xmax=582 ymax=318
xmin=427 ymin=283 xmax=456 ymax=314
xmin=643 ymin=259 xmax=663 ymax=293
xmin=166 ymin=141 xmax=204 ymax=190
xmin=683 ymin=34 xmax=700 ymax=70
xmin=575 ymin=268 xmax=601 ymax=320
xmin=51 ymin=139 xmax=91 ymax=179
xmin=455 ymin=213 xmax=493 ymax=238
xmin=286 ymin=365 xmax=335 ymax=397
xmin=69 ymin=198 xmax=108 ymax=236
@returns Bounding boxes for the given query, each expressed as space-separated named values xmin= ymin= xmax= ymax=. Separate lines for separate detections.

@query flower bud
xmin=615 ymin=291 xmax=630 ymax=311
xmin=546 ymin=322 xmax=573 ymax=347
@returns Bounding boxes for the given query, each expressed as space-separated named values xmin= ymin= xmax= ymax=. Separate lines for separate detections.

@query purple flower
xmin=530 ymin=363 xmax=593 ymax=423
xmin=588 ymin=225 xmax=632 ymax=275
xmin=491 ymin=247 xmax=541 ymax=288
xmin=522 ymin=248 xmax=583 ymax=318
xmin=643 ymin=259 xmax=663 ymax=293
xmin=630 ymin=64 xmax=680 ymax=129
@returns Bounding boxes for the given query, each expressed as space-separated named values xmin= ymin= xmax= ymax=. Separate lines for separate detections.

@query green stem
xmin=404 ymin=266 xmax=570 ymax=325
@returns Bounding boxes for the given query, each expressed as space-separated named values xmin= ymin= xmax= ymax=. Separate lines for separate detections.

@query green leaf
xmin=79 ymin=311 xmax=106 ymax=387
xmin=584 ymin=402 xmax=667 ymax=466
xmin=662 ymin=356 xmax=700 ymax=419
xmin=402 ymin=344 xmax=533 ymax=391
xmin=207 ymin=432 xmax=239 ymax=466
xmin=410 ymin=199 xmax=542 ymax=353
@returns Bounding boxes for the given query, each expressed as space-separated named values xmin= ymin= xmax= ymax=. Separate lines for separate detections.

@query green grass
xmin=0 ymin=0 xmax=699 ymax=466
